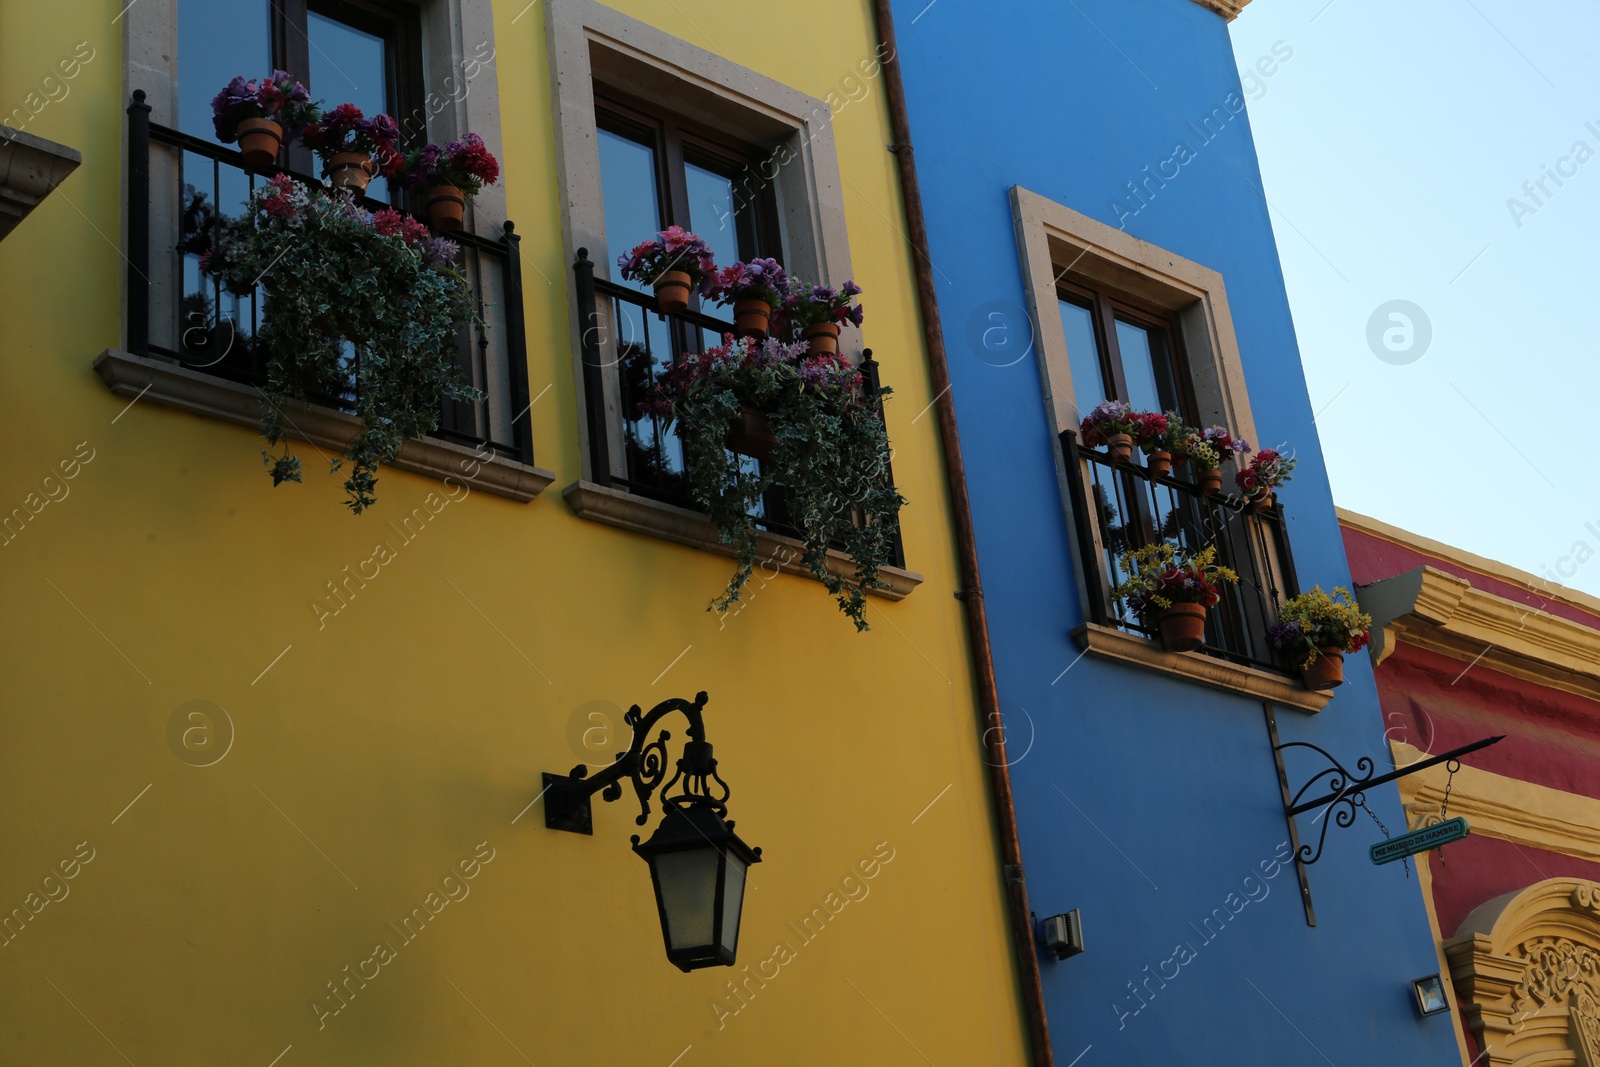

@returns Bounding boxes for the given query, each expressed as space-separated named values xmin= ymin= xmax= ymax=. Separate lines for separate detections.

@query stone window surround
xmin=111 ymin=0 xmax=556 ymax=502
xmin=544 ymin=0 xmax=917 ymax=600
xmin=1013 ymin=185 xmax=1288 ymax=700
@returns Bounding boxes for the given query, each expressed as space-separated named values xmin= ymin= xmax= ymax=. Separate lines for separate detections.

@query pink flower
xmin=370 ymin=208 xmax=404 ymax=237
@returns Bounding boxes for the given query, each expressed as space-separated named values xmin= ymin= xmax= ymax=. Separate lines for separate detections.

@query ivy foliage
xmin=205 ymin=176 xmax=479 ymax=513
xmin=657 ymin=335 xmax=904 ymax=631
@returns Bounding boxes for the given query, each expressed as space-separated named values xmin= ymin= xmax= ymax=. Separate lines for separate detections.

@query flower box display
xmin=211 ymin=71 xmax=320 ymax=169
xmin=402 ymin=133 xmax=501 ymax=232
xmin=302 ymin=104 xmax=403 ymax=194
xmin=201 ymin=176 xmax=478 ymax=513
xmin=645 ymin=333 xmax=902 ymax=631
xmin=1269 ymin=586 xmax=1372 ymax=691
xmin=1109 ymin=542 xmax=1239 ymax=652
xmin=616 ymin=226 xmax=717 ymax=314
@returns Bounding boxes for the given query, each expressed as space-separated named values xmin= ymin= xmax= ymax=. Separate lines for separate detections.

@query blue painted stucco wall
xmin=890 ymin=0 xmax=1462 ymax=1062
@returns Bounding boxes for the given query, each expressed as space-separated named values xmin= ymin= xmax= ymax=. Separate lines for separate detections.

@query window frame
xmin=1055 ymin=277 xmax=1200 ymax=424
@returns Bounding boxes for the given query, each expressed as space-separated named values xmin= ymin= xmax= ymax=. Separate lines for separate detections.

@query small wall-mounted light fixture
xmin=1412 ymin=974 xmax=1450 ymax=1017
xmin=542 ymin=692 xmax=762 ymax=972
xmin=1040 ymin=909 xmax=1084 ymax=961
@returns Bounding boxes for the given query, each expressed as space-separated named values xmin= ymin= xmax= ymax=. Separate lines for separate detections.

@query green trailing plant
xmin=1269 ymin=586 xmax=1372 ymax=670
xmin=202 ymin=174 xmax=479 ymax=513
xmin=645 ymin=334 xmax=904 ymax=631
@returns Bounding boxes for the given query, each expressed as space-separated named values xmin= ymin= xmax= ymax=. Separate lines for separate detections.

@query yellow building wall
xmin=0 ymin=2 xmax=1031 ymax=1064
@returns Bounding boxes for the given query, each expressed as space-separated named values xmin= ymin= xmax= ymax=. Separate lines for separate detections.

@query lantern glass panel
xmin=718 ymin=853 xmax=747 ymax=954
xmin=653 ymin=846 xmax=720 ymax=951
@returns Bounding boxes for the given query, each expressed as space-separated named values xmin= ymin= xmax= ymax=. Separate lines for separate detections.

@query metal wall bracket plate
xmin=543 ymin=772 xmax=593 ymax=835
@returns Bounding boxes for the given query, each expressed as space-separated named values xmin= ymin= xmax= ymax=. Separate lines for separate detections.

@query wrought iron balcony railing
xmin=1060 ymin=429 xmax=1300 ymax=672
xmin=572 ymin=249 xmax=904 ymax=565
xmin=124 ymin=92 xmax=534 ymax=465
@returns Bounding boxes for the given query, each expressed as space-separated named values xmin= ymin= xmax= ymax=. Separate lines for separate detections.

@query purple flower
xmin=422 ymin=236 xmax=460 ymax=268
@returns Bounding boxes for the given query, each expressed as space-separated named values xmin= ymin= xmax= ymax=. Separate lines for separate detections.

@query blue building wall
xmin=890 ymin=1 xmax=1463 ymax=1062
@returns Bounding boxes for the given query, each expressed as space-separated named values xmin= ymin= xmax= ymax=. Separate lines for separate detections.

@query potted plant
xmin=781 ymin=279 xmax=864 ymax=356
xmin=616 ymin=226 xmax=717 ymax=315
xmin=711 ymin=258 xmax=788 ymax=339
xmin=1132 ymin=411 xmax=1171 ymax=475
xmin=301 ymin=104 xmax=403 ymax=195
xmin=1237 ymin=448 xmax=1296 ymax=511
xmin=645 ymin=333 xmax=904 ymax=631
xmin=401 ymin=133 xmax=500 ymax=232
xmin=1109 ymin=542 xmax=1239 ymax=653
xmin=1079 ymin=400 xmax=1141 ymax=463
xmin=1179 ymin=426 xmax=1248 ymax=493
xmin=211 ymin=71 xmax=320 ymax=170
xmin=1147 ymin=411 xmax=1190 ymax=477
xmin=201 ymin=175 xmax=479 ymax=513
xmin=1269 ymin=586 xmax=1372 ymax=690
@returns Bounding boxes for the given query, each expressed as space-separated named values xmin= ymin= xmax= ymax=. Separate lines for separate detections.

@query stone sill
xmin=0 ymin=127 xmax=81 ymax=242
xmin=93 ymin=349 xmax=556 ymax=503
xmin=563 ymin=480 xmax=923 ymax=601
xmin=1072 ymin=622 xmax=1331 ymax=714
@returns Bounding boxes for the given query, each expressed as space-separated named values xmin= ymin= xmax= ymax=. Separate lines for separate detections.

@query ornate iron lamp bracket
xmin=543 ymin=691 xmax=733 ymax=834
xmin=1264 ymin=702 xmax=1502 ymax=927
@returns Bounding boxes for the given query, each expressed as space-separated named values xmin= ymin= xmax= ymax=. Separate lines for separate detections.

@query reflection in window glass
xmin=685 ymin=162 xmax=739 ymax=269
xmin=598 ymin=128 xmax=663 ymax=290
xmin=1115 ymin=320 xmax=1163 ymax=414
xmin=1060 ymin=300 xmax=1105 ymax=415
xmin=309 ymin=13 xmax=392 ymax=201
xmin=179 ymin=0 xmax=269 ymax=142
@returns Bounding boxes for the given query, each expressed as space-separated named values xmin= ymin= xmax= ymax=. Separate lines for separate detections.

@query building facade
xmin=1345 ymin=510 xmax=1600 ymax=1066
xmin=889 ymin=0 xmax=1468 ymax=1062
xmin=0 ymin=2 xmax=1037 ymax=1063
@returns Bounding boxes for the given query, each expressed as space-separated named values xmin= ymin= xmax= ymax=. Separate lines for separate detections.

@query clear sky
xmin=1228 ymin=0 xmax=1600 ymax=597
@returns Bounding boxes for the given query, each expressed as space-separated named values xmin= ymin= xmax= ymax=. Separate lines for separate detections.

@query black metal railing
xmin=1060 ymin=429 xmax=1300 ymax=672
xmin=573 ymin=248 xmax=903 ymax=565
xmin=125 ymin=91 xmax=534 ymax=465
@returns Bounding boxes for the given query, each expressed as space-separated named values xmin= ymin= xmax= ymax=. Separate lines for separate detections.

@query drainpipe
xmin=869 ymin=4 xmax=1054 ymax=1065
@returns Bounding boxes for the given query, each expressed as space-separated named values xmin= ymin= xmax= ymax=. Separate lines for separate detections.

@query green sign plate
xmin=1370 ymin=817 xmax=1470 ymax=865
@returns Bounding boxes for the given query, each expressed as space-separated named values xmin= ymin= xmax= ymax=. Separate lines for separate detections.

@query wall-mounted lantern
xmin=1412 ymin=974 xmax=1450 ymax=1017
xmin=1040 ymin=909 xmax=1084 ymax=960
xmin=542 ymin=692 xmax=762 ymax=971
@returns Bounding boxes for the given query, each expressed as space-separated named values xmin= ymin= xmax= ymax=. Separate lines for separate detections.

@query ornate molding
xmin=562 ymin=480 xmax=923 ymax=602
xmin=94 ymin=349 xmax=555 ymax=503
xmin=1188 ymin=0 xmax=1252 ymax=19
xmin=1072 ymin=622 xmax=1330 ymax=713
xmin=1444 ymin=878 xmax=1600 ymax=1065
xmin=1391 ymin=740 xmax=1600 ymax=863
xmin=0 ymin=127 xmax=80 ymax=242
xmin=1358 ymin=564 xmax=1600 ymax=702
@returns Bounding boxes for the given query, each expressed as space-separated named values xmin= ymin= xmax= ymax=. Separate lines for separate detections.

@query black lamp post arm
xmin=544 ymin=692 xmax=731 ymax=834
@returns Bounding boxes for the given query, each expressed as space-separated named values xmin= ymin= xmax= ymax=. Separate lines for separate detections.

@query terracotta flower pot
xmin=235 ymin=118 xmax=283 ymax=169
xmin=733 ymin=299 xmax=773 ymax=339
xmin=1199 ymin=468 xmax=1222 ymax=494
xmin=726 ymin=404 xmax=777 ymax=461
xmin=325 ymin=151 xmax=376 ymax=193
xmin=1107 ymin=433 xmax=1135 ymax=463
xmin=803 ymin=321 xmax=841 ymax=357
xmin=424 ymin=184 xmax=467 ymax=232
xmin=1157 ymin=603 xmax=1207 ymax=653
xmin=1249 ymin=490 xmax=1277 ymax=513
xmin=1147 ymin=450 xmax=1172 ymax=478
xmin=653 ymin=270 xmax=692 ymax=315
xmin=1300 ymin=647 xmax=1345 ymax=691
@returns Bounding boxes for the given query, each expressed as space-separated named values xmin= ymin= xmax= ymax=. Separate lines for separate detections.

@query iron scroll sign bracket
xmin=542 ymin=691 xmax=732 ymax=834
xmin=1262 ymin=702 xmax=1503 ymax=927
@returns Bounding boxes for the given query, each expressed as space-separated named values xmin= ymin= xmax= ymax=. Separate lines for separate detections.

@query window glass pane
xmin=1059 ymin=300 xmax=1106 ymax=416
xmin=179 ymin=0 xmax=270 ymax=142
xmin=309 ymin=12 xmax=393 ymax=201
xmin=684 ymin=162 xmax=740 ymax=269
xmin=1114 ymin=319 xmax=1163 ymax=414
xmin=598 ymin=127 xmax=664 ymax=290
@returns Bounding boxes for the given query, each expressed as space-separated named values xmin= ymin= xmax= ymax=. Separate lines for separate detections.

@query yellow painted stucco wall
xmin=0 ymin=2 xmax=1031 ymax=1064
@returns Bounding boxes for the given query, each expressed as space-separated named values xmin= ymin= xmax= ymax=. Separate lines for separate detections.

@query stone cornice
xmin=1189 ymin=0 xmax=1252 ymax=19
xmin=0 ymin=127 xmax=81 ymax=242
xmin=1072 ymin=622 xmax=1330 ymax=713
xmin=1357 ymin=564 xmax=1600 ymax=702
xmin=1391 ymin=740 xmax=1600 ymax=863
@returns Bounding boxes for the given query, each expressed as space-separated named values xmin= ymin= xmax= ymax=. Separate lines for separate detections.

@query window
xmin=593 ymin=93 xmax=783 ymax=505
xmin=1057 ymin=281 xmax=1196 ymax=423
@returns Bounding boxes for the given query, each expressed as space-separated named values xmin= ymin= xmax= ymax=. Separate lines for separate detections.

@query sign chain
xmin=1358 ymin=792 xmax=1410 ymax=879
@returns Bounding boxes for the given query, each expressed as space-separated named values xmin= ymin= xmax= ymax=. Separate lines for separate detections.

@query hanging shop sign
xmin=1370 ymin=817 xmax=1470 ymax=866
